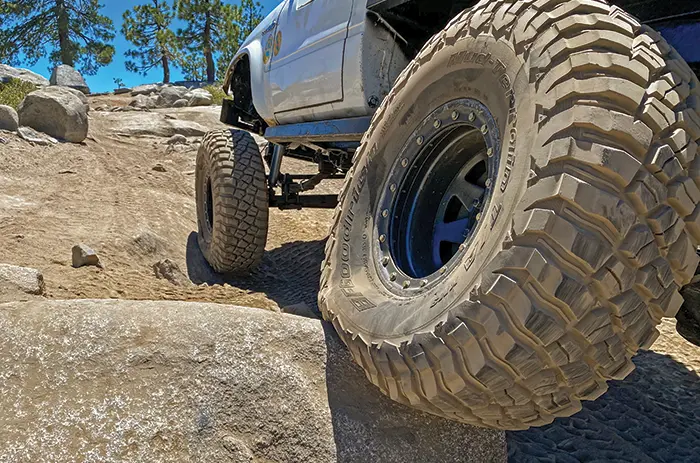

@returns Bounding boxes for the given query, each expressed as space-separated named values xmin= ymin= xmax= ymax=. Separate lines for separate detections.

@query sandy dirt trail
xmin=0 ymin=97 xmax=338 ymax=311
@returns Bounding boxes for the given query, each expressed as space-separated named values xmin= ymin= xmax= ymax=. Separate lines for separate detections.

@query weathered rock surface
xmin=166 ymin=134 xmax=188 ymax=145
xmin=0 ymin=300 xmax=505 ymax=462
xmin=0 ymin=64 xmax=49 ymax=86
xmin=129 ymin=94 xmax=157 ymax=110
xmin=131 ymin=229 xmax=168 ymax=256
xmin=17 ymin=126 xmax=58 ymax=145
xmin=50 ymin=65 xmax=90 ymax=94
xmin=103 ymin=111 xmax=209 ymax=137
xmin=131 ymin=83 xmax=161 ymax=96
xmin=0 ymin=264 xmax=44 ymax=295
xmin=157 ymin=86 xmax=189 ymax=107
xmin=0 ymin=105 xmax=19 ymax=131
xmin=43 ymin=86 xmax=89 ymax=112
xmin=18 ymin=87 xmax=88 ymax=143
xmin=172 ymin=98 xmax=188 ymax=108
xmin=71 ymin=244 xmax=102 ymax=268
xmin=153 ymin=258 xmax=190 ymax=286
xmin=114 ymin=87 xmax=131 ymax=95
xmin=186 ymin=88 xmax=213 ymax=107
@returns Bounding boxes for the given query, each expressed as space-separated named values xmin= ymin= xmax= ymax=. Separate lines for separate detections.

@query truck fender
xmin=223 ymin=43 xmax=274 ymax=125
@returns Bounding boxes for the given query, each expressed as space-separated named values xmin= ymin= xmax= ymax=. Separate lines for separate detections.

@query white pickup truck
xmin=195 ymin=0 xmax=700 ymax=430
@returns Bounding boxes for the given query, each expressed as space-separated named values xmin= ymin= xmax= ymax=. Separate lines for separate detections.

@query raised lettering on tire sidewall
xmin=326 ymin=35 xmax=535 ymax=342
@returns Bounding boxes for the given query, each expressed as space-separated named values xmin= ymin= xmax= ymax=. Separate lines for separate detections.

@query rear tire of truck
xmin=320 ymin=0 xmax=700 ymax=430
xmin=196 ymin=129 xmax=268 ymax=274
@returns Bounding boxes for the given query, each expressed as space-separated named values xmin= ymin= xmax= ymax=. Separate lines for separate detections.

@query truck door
xmin=268 ymin=0 xmax=353 ymax=114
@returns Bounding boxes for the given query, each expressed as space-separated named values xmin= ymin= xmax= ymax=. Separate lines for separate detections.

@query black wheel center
xmin=376 ymin=98 xmax=500 ymax=290
xmin=205 ymin=177 xmax=215 ymax=231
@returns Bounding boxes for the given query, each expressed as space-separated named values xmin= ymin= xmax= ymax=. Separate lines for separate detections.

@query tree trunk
xmin=55 ymin=0 xmax=73 ymax=66
xmin=204 ymin=11 xmax=215 ymax=83
xmin=162 ymin=55 xmax=171 ymax=84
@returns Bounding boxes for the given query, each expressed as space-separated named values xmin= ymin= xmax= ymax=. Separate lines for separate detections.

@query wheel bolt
xmin=416 ymin=135 xmax=424 ymax=146
xmin=481 ymin=125 xmax=488 ymax=134
xmin=382 ymin=209 xmax=389 ymax=218
xmin=390 ymin=273 xmax=397 ymax=281
xmin=421 ymin=279 xmax=428 ymax=287
xmin=403 ymin=280 xmax=411 ymax=289
xmin=476 ymin=213 xmax=482 ymax=221
xmin=434 ymin=119 xmax=442 ymax=129
xmin=379 ymin=234 xmax=386 ymax=243
xmin=487 ymin=148 xmax=494 ymax=157
xmin=451 ymin=111 xmax=459 ymax=120
xmin=390 ymin=183 xmax=397 ymax=192
xmin=459 ymin=244 xmax=465 ymax=251
xmin=382 ymin=256 xmax=389 ymax=266
xmin=440 ymin=267 xmax=446 ymax=275
xmin=468 ymin=112 xmax=476 ymax=122
xmin=485 ymin=178 xmax=492 ymax=188
xmin=401 ymin=158 xmax=408 ymax=167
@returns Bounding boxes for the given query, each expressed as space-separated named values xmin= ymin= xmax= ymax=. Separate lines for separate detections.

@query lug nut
xmin=459 ymin=244 xmax=465 ymax=251
xmin=481 ymin=125 xmax=488 ymax=134
xmin=451 ymin=111 xmax=459 ymax=120
xmin=487 ymin=147 xmax=494 ymax=157
xmin=379 ymin=234 xmax=386 ymax=243
xmin=485 ymin=178 xmax=492 ymax=188
xmin=468 ymin=112 xmax=476 ymax=122
xmin=382 ymin=256 xmax=389 ymax=266
xmin=476 ymin=213 xmax=482 ymax=221
xmin=382 ymin=209 xmax=389 ymax=218
xmin=421 ymin=279 xmax=428 ymax=287
xmin=401 ymin=158 xmax=408 ymax=167
xmin=403 ymin=280 xmax=411 ymax=288
xmin=416 ymin=135 xmax=424 ymax=145
xmin=440 ymin=267 xmax=446 ymax=275
xmin=390 ymin=273 xmax=397 ymax=281
xmin=434 ymin=119 xmax=442 ymax=129
xmin=390 ymin=183 xmax=397 ymax=192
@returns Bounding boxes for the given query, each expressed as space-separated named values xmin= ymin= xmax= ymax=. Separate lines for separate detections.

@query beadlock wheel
xmin=320 ymin=0 xmax=700 ymax=430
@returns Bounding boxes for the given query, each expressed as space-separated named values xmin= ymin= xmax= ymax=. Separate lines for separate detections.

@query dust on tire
xmin=320 ymin=0 xmax=700 ymax=430
xmin=196 ymin=129 xmax=269 ymax=274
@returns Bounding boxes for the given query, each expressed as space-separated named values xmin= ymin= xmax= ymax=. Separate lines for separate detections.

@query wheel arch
xmin=222 ymin=44 xmax=274 ymax=125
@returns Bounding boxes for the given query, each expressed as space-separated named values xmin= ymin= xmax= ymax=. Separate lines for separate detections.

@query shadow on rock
xmin=508 ymin=350 xmax=700 ymax=462
xmin=185 ymin=232 xmax=325 ymax=314
xmin=321 ymin=323 xmax=506 ymax=462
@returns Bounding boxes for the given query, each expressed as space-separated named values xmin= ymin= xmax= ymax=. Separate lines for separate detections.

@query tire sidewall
xmin=326 ymin=34 xmax=536 ymax=341
xmin=196 ymin=141 xmax=215 ymax=262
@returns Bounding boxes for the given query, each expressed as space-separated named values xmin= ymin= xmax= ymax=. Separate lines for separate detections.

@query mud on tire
xmin=196 ymin=129 xmax=268 ymax=274
xmin=320 ymin=0 xmax=700 ymax=430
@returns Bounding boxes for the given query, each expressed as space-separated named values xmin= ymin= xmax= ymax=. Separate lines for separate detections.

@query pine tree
xmin=122 ymin=0 xmax=179 ymax=83
xmin=0 ymin=0 xmax=115 ymax=75
xmin=180 ymin=54 xmax=208 ymax=81
xmin=215 ymin=0 xmax=263 ymax=81
xmin=176 ymin=0 xmax=234 ymax=83
xmin=236 ymin=0 xmax=263 ymax=47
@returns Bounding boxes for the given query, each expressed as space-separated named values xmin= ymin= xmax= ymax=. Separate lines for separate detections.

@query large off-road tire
xmin=320 ymin=0 xmax=700 ymax=430
xmin=196 ymin=129 xmax=268 ymax=274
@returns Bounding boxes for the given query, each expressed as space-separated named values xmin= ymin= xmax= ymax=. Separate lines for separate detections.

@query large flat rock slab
xmin=0 ymin=300 xmax=505 ymax=462
xmin=100 ymin=111 xmax=209 ymax=137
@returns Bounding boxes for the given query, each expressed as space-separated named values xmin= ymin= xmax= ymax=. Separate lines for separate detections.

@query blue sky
xmin=21 ymin=0 xmax=278 ymax=92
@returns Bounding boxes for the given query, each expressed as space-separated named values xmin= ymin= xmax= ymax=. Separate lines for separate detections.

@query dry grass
xmin=0 ymin=78 xmax=36 ymax=109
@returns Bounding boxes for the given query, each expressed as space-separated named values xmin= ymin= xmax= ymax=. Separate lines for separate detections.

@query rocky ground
xmin=0 ymin=94 xmax=338 ymax=313
xmin=1 ymin=93 xmax=699 ymax=461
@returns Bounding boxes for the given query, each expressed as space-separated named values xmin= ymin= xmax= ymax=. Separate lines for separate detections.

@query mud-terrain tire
xmin=320 ymin=0 xmax=700 ymax=430
xmin=196 ymin=129 xmax=268 ymax=274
